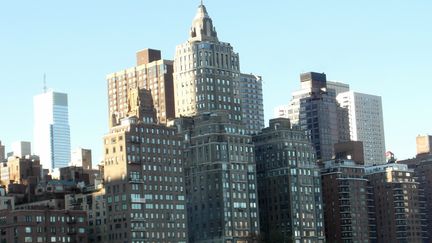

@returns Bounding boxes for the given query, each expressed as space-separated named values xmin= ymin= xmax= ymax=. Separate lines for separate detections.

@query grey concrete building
xmin=253 ymin=118 xmax=325 ymax=242
xmin=173 ymin=3 xmax=261 ymax=242
xmin=176 ymin=112 xmax=259 ymax=242
xmin=239 ymin=73 xmax=264 ymax=135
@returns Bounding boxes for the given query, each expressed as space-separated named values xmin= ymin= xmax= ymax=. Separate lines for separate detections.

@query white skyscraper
xmin=337 ymin=91 xmax=386 ymax=165
xmin=34 ymin=90 xmax=71 ymax=171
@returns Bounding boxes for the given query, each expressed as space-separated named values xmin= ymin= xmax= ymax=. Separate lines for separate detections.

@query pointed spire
xmin=194 ymin=2 xmax=209 ymax=20
xmin=189 ymin=2 xmax=218 ymax=42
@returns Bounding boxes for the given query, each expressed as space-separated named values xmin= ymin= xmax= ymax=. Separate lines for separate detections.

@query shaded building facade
xmin=253 ymin=118 xmax=325 ymax=242
xmin=173 ymin=3 xmax=261 ymax=242
xmin=65 ymin=187 xmax=108 ymax=243
xmin=176 ymin=112 xmax=259 ymax=242
xmin=0 ymin=209 xmax=87 ymax=243
xmin=365 ymin=163 xmax=427 ymax=242
xmin=321 ymin=159 xmax=375 ymax=242
xmin=283 ymin=72 xmax=348 ymax=161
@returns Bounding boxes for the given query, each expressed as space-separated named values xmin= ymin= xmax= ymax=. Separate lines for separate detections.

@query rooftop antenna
xmin=43 ymin=73 xmax=47 ymax=93
xmin=201 ymin=0 xmax=203 ymax=5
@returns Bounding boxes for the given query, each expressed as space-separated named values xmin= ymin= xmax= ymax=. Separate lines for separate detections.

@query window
xmin=25 ymin=227 xmax=32 ymax=233
xmin=24 ymin=237 xmax=32 ymax=242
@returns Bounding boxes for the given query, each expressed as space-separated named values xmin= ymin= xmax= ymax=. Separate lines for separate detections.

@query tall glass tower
xmin=34 ymin=90 xmax=71 ymax=171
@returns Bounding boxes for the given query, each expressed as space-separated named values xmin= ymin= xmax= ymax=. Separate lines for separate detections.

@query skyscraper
xmin=321 ymin=159 xmax=375 ymax=242
xmin=283 ymin=72 xmax=347 ymax=161
xmin=337 ymin=91 xmax=386 ymax=165
xmin=174 ymin=3 xmax=260 ymax=242
xmin=103 ymin=85 xmax=188 ymax=241
xmin=34 ymin=90 xmax=71 ymax=171
xmin=173 ymin=4 xmax=243 ymax=124
xmin=365 ymin=163 xmax=427 ymax=242
xmin=106 ymin=48 xmax=175 ymax=127
xmin=239 ymin=73 xmax=264 ymax=135
xmin=253 ymin=118 xmax=325 ymax=242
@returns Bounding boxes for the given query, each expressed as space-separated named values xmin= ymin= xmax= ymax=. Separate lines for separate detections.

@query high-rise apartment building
xmin=34 ymin=90 xmax=71 ymax=171
xmin=282 ymin=72 xmax=347 ymax=161
xmin=239 ymin=73 xmax=264 ymax=135
xmin=365 ymin=163 xmax=427 ymax=242
xmin=321 ymin=159 xmax=375 ymax=242
xmin=173 ymin=3 xmax=260 ymax=242
xmin=173 ymin=4 xmax=243 ymax=124
xmin=103 ymin=87 xmax=188 ymax=242
xmin=11 ymin=141 xmax=31 ymax=158
xmin=176 ymin=113 xmax=260 ymax=242
xmin=411 ymin=159 xmax=432 ymax=241
xmin=253 ymin=118 xmax=325 ymax=242
xmin=70 ymin=147 xmax=92 ymax=170
xmin=398 ymin=135 xmax=432 ymax=241
xmin=337 ymin=91 xmax=386 ymax=165
xmin=106 ymin=48 xmax=175 ymax=127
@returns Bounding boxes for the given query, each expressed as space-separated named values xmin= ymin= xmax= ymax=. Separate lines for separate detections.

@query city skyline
xmin=1 ymin=1 xmax=431 ymax=163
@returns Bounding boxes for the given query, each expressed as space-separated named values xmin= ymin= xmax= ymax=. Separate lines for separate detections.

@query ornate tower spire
xmin=189 ymin=2 xmax=218 ymax=42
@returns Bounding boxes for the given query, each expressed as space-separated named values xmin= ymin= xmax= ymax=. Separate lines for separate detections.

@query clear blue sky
xmin=0 ymin=0 xmax=431 ymax=164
